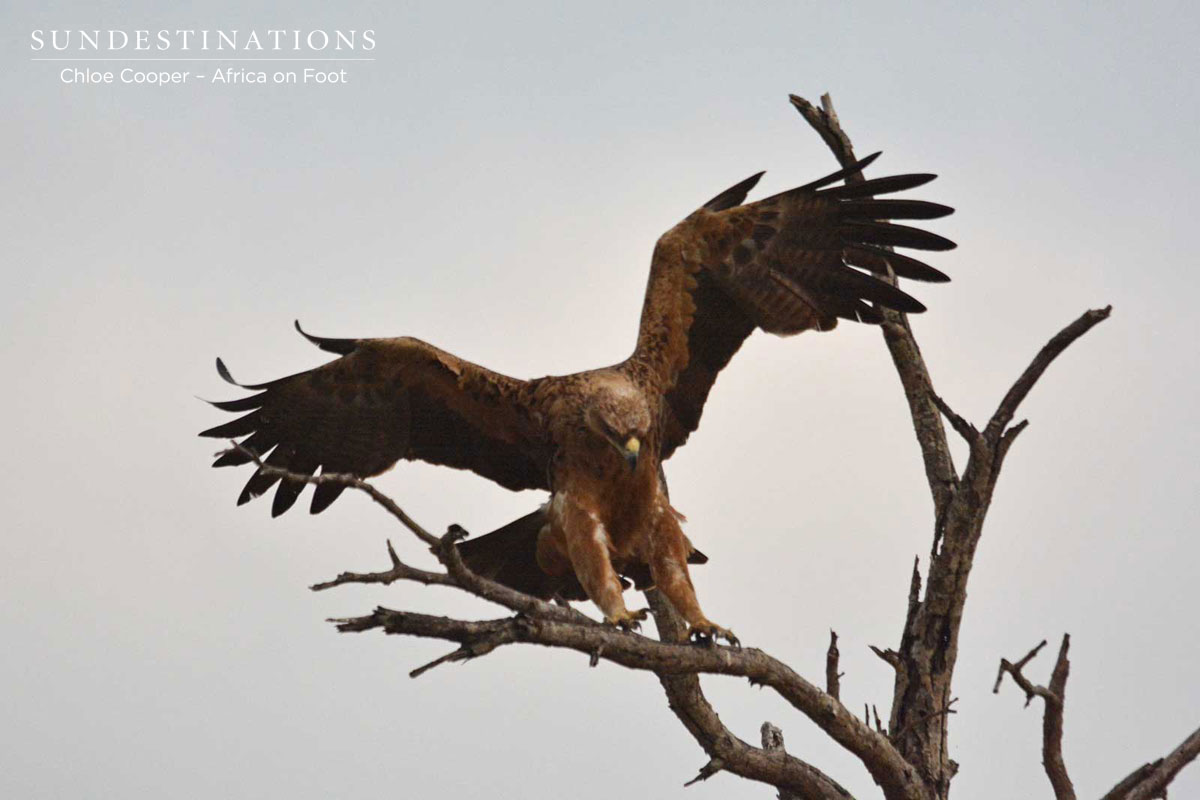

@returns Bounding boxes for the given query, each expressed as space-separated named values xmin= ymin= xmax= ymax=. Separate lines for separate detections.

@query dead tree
xmin=225 ymin=94 xmax=1198 ymax=799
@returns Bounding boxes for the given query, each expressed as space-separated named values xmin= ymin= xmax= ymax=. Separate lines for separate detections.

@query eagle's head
xmin=582 ymin=373 xmax=651 ymax=471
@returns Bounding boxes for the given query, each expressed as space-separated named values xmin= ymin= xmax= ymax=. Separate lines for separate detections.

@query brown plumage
xmin=201 ymin=152 xmax=954 ymax=642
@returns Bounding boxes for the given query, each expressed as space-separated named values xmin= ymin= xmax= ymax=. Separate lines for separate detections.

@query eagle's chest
xmin=548 ymin=465 xmax=661 ymax=559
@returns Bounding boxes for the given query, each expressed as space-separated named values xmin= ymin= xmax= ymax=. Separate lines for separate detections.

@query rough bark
xmin=791 ymin=93 xmax=1113 ymax=797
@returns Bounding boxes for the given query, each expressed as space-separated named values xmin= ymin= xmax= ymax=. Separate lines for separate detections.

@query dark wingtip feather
xmin=271 ymin=481 xmax=303 ymax=517
xmin=844 ymin=245 xmax=951 ymax=283
xmin=199 ymin=414 xmax=258 ymax=439
xmin=310 ymin=481 xmax=347 ymax=514
xmin=237 ymin=467 xmax=281 ymax=507
xmin=894 ymin=295 xmax=927 ymax=314
xmin=214 ymin=358 xmax=278 ymax=391
xmin=844 ymin=221 xmax=957 ymax=252
xmin=703 ymin=171 xmax=766 ymax=212
xmin=824 ymin=173 xmax=937 ymax=199
xmin=795 ymin=152 xmax=883 ymax=193
xmin=200 ymin=393 xmax=267 ymax=412
xmin=847 ymin=274 xmax=928 ymax=314
xmin=294 ymin=320 xmax=358 ymax=355
xmin=840 ymin=199 xmax=955 ymax=221
xmin=212 ymin=431 xmax=276 ymax=468
xmin=213 ymin=448 xmax=253 ymax=468
xmin=216 ymin=357 xmax=241 ymax=386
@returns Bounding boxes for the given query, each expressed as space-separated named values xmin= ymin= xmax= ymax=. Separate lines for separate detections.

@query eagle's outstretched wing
xmin=627 ymin=152 xmax=955 ymax=459
xmin=200 ymin=324 xmax=551 ymax=516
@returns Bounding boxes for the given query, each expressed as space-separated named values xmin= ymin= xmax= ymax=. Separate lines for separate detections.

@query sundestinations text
xmin=31 ymin=29 xmax=375 ymax=52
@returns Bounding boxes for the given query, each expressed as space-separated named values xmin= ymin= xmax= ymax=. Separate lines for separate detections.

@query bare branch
xmin=929 ymin=391 xmax=980 ymax=449
xmin=995 ymin=635 xmax=1075 ymax=800
xmin=992 ymin=639 xmax=1048 ymax=699
xmin=869 ymin=645 xmax=901 ymax=672
xmin=645 ymin=592 xmax=860 ymax=799
xmin=1103 ymin=725 xmax=1200 ymax=800
xmin=761 ymin=722 xmax=786 ymax=752
xmin=790 ymin=91 xmax=1111 ymax=799
xmin=340 ymin=592 xmax=893 ymax=798
xmin=827 ymin=630 xmax=842 ymax=700
xmin=310 ymin=540 xmax=453 ymax=591
xmin=683 ymin=758 xmax=725 ymax=787
xmin=790 ymin=93 xmax=958 ymax=515
xmin=995 ymin=419 xmax=1030 ymax=467
xmin=985 ymin=306 xmax=1113 ymax=443
xmin=759 ymin=723 xmax=803 ymax=800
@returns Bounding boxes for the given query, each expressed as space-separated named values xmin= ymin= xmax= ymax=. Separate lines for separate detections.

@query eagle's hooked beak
xmin=622 ymin=436 xmax=641 ymax=471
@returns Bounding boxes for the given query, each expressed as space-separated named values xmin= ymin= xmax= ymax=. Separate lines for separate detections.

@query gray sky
xmin=2 ymin=2 xmax=1197 ymax=798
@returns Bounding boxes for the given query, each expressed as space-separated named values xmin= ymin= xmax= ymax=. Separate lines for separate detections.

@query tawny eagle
xmin=201 ymin=152 xmax=954 ymax=643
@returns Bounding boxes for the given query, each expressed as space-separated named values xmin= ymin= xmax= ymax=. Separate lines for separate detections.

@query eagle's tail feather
xmin=456 ymin=509 xmax=585 ymax=600
xmin=456 ymin=509 xmax=708 ymax=602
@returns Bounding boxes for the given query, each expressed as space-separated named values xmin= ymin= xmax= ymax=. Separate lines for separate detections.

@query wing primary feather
xmin=770 ymin=265 xmax=926 ymax=314
xmin=310 ymin=480 xmax=347 ymax=514
xmin=238 ymin=468 xmax=281 ymax=505
xmin=843 ymin=221 xmax=957 ymax=251
xmin=212 ymin=433 xmax=277 ymax=467
xmin=702 ymin=171 xmax=765 ymax=211
xmin=215 ymin=357 xmax=244 ymax=386
xmin=822 ymin=173 xmax=937 ymax=199
xmin=271 ymin=457 xmax=317 ymax=517
xmin=271 ymin=481 xmax=303 ymax=517
xmin=237 ymin=445 xmax=296 ymax=505
xmin=215 ymin=358 xmax=282 ymax=391
xmin=832 ymin=299 xmax=885 ymax=324
xmin=843 ymin=245 xmax=951 ymax=283
xmin=840 ymin=199 xmax=954 ymax=220
xmin=294 ymin=320 xmax=358 ymax=355
xmin=794 ymin=151 xmax=882 ymax=192
xmin=199 ymin=413 xmax=259 ymax=439
xmin=203 ymin=393 xmax=266 ymax=412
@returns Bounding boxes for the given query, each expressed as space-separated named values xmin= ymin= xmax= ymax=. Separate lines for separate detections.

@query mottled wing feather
xmin=631 ymin=154 xmax=955 ymax=458
xmin=201 ymin=330 xmax=551 ymax=515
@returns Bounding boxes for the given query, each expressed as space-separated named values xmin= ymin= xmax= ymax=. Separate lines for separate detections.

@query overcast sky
xmin=3 ymin=2 xmax=1197 ymax=798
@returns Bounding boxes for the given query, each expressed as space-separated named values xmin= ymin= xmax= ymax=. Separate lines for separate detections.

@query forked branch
xmin=994 ymin=635 xmax=1075 ymax=800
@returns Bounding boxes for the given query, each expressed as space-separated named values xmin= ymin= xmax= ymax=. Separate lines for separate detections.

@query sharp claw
xmin=688 ymin=622 xmax=740 ymax=648
xmin=605 ymin=608 xmax=649 ymax=632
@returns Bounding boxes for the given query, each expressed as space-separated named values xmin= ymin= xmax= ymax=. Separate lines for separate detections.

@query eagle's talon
xmin=605 ymin=608 xmax=649 ymax=632
xmin=689 ymin=622 xmax=740 ymax=648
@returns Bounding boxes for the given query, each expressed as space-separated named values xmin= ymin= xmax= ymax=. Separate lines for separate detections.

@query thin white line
xmin=30 ymin=58 xmax=375 ymax=62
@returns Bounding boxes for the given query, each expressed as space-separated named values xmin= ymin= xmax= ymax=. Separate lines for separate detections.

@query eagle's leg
xmin=539 ymin=494 xmax=645 ymax=629
xmin=647 ymin=510 xmax=739 ymax=647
